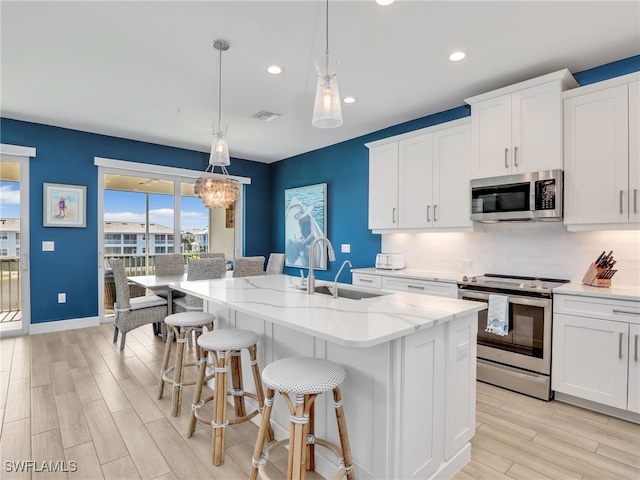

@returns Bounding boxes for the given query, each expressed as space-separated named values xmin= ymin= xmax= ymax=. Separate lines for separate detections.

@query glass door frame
xmin=95 ymin=156 xmax=250 ymax=321
xmin=0 ymin=144 xmax=35 ymax=338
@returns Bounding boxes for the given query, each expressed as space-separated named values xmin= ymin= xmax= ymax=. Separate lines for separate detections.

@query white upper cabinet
xmin=465 ymin=69 xmax=577 ymax=180
xmin=367 ymin=118 xmax=472 ymax=233
xmin=563 ymin=73 xmax=640 ymax=230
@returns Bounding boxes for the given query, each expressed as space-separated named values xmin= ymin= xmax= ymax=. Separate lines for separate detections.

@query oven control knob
xmin=462 ymin=276 xmax=468 ymax=282
xmin=471 ymin=276 xmax=477 ymax=282
xmin=541 ymin=284 xmax=549 ymax=289
xmin=529 ymin=283 xmax=536 ymax=288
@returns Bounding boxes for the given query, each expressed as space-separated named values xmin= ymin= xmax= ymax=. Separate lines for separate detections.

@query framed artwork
xmin=225 ymin=201 xmax=235 ymax=228
xmin=43 ymin=183 xmax=86 ymax=228
xmin=284 ymin=183 xmax=327 ymax=270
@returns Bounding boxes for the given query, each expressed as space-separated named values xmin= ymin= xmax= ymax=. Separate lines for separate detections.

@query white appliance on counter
xmin=375 ymin=253 xmax=405 ymax=270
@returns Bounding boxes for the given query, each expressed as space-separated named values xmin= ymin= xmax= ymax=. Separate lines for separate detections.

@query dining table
xmin=127 ymin=273 xmax=188 ymax=339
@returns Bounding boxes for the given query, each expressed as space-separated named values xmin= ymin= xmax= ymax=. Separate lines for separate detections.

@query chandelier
xmin=194 ymin=39 xmax=240 ymax=209
xmin=312 ymin=0 xmax=343 ymax=128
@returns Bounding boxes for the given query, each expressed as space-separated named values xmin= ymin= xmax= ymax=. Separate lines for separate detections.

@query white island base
xmin=172 ymin=275 xmax=481 ymax=479
xmin=211 ymin=309 xmax=476 ymax=479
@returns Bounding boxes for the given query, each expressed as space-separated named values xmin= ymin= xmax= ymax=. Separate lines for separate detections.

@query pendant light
xmin=194 ymin=39 xmax=240 ymax=209
xmin=312 ymin=0 xmax=343 ymax=128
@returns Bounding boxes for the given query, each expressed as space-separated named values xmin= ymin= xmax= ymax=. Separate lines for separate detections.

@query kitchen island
xmin=171 ymin=274 xmax=485 ymax=480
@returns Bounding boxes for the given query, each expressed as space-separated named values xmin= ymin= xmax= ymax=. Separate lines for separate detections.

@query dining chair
xmin=110 ymin=257 xmax=168 ymax=351
xmin=265 ymin=253 xmax=286 ymax=274
xmin=172 ymin=257 xmax=226 ymax=313
xmin=233 ymin=256 xmax=266 ymax=277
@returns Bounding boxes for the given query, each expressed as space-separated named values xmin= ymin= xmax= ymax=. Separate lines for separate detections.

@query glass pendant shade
xmin=312 ymin=55 xmax=343 ymax=128
xmin=209 ymin=130 xmax=230 ymax=166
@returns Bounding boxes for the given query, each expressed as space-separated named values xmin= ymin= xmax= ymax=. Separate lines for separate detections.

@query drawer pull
xmin=427 ymin=205 xmax=431 ymax=222
xmin=635 ymin=334 xmax=639 ymax=362
xmin=408 ymin=285 xmax=425 ymax=290
xmin=620 ymin=190 xmax=624 ymax=214
xmin=612 ymin=309 xmax=640 ymax=316
xmin=514 ymin=146 xmax=519 ymax=167
xmin=392 ymin=207 xmax=397 ymax=223
xmin=359 ymin=278 xmax=373 ymax=283
xmin=433 ymin=204 xmax=438 ymax=222
xmin=619 ymin=332 xmax=623 ymax=359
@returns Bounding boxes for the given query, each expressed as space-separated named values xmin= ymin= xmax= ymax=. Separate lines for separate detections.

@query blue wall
xmin=0 ymin=119 xmax=270 ymax=323
xmin=1 ymin=54 xmax=638 ymax=324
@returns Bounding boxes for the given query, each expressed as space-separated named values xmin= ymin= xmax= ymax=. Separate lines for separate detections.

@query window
xmin=123 ymin=234 xmax=137 ymax=245
xmin=123 ymin=247 xmax=135 ymax=254
xmin=0 ymin=233 xmax=7 ymax=240
xmin=104 ymin=234 xmax=120 ymax=244
xmin=0 ymin=249 xmax=7 ymax=256
xmin=105 ymin=247 xmax=120 ymax=254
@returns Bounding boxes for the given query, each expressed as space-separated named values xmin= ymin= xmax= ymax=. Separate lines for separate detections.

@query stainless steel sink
xmin=314 ymin=285 xmax=388 ymax=300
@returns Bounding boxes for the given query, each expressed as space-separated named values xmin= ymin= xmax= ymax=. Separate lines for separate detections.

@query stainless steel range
xmin=457 ymin=273 xmax=569 ymax=400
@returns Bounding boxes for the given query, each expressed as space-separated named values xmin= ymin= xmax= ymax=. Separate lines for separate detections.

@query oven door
xmin=459 ymin=290 xmax=552 ymax=375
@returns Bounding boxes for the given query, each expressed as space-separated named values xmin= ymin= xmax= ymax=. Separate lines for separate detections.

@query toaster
xmin=375 ymin=253 xmax=406 ymax=270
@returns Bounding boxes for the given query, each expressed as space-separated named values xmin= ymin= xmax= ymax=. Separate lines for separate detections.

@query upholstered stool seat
xmin=158 ymin=311 xmax=216 ymax=417
xmin=188 ymin=329 xmax=273 ymax=466
xmin=250 ymin=357 xmax=354 ymax=480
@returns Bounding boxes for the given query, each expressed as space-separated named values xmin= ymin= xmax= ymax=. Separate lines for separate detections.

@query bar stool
xmin=158 ymin=311 xmax=215 ymax=417
xmin=188 ymin=329 xmax=274 ymax=466
xmin=250 ymin=357 xmax=354 ymax=480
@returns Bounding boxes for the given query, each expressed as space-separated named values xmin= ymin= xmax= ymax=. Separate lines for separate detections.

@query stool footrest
xmin=192 ymin=391 xmax=262 ymax=427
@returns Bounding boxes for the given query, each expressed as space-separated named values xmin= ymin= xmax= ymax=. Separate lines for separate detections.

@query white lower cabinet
xmin=552 ymin=294 xmax=640 ymax=415
xmin=353 ymin=272 xmax=458 ymax=298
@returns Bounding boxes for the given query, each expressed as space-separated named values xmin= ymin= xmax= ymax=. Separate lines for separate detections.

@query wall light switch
xmin=42 ymin=241 xmax=55 ymax=252
xmin=58 ymin=293 xmax=66 ymax=303
xmin=341 ymin=244 xmax=351 ymax=253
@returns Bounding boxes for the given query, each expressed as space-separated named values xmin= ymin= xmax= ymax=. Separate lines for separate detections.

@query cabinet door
xmin=629 ymin=81 xmax=639 ymax=223
xmin=628 ymin=323 xmax=640 ymax=414
xmin=512 ymin=82 xmax=563 ymax=174
xmin=433 ymin=123 xmax=472 ymax=228
xmin=563 ymin=84 xmax=629 ymax=225
xmin=552 ymin=313 xmax=628 ymax=409
xmin=369 ymin=143 xmax=399 ymax=229
xmin=470 ymin=94 xmax=512 ymax=179
xmin=398 ymin=134 xmax=433 ymax=228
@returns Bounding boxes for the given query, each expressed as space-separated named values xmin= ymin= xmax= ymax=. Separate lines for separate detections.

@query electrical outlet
xmin=341 ymin=244 xmax=351 ymax=253
xmin=58 ymin=293 xmax=66 ymax=303
xmin=457 ymin=342 xmax=469 ymax=361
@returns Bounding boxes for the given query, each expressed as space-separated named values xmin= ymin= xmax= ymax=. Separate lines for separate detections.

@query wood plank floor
xmin=0 ymin=323 xmax=638 ymax=479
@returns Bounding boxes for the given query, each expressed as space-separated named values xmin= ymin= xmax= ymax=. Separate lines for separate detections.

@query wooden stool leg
xmin=187 ymin=349 xmax=208 ymax=437
xmin=249 ymin=345 xmax=274 ymax=441
xmin=230 ymin=351 xmax=246 ymax=418
xmin=333 ymin=387 xmax=354 ymax=480
xmin=171 ymin=326 xmax=188 ymax=417
xmin=289 ymin=393 xmax=308 ymax=480
xmin=306 ymin=398 xmax=315 ymax=472
xmin=250 ymin=387 xmax=275 ymax=480
xmin=212 ymin=350 xmax=229 ymax=466
xmin=158 ymin=328 xmax=174 ymax=399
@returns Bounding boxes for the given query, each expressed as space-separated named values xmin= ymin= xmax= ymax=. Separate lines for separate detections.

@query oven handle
xmin=459 ymin=289 xmax=552 ymax=308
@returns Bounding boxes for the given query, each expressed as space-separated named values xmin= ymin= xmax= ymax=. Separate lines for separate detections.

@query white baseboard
xmin=30 ymin=316 xmax=100 ymax=335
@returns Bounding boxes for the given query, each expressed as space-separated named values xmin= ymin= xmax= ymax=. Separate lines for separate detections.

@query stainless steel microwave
xmin=470 ymin=169 xmax=563 ymax=223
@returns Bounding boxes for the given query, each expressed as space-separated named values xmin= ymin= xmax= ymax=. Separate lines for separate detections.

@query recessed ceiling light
xmin=343 ymin=96 xmax=356 ymax=104
xmin=267 ymin=65 xmax=284 ymax=75
xmin=449 ymin=51 xmax=466 ymax=62
xmin=376 ymin=0 xmax=395 ymax=5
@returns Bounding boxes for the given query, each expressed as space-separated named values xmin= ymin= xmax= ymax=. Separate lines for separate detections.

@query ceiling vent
xmin=253 ymin=110 xmax=281 ymax=122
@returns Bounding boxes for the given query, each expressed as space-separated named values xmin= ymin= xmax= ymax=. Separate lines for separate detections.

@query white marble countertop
xmin=351 ymin=267 xmax=464 ymax=284
xmin=554 ymin=282 xmax=640 ymax=302
xmin=170 ymin=274 xmax=485 ymax=348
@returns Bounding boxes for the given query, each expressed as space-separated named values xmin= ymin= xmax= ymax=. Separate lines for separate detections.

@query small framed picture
xmin=43 ymin=183 xmax=86 ymax=228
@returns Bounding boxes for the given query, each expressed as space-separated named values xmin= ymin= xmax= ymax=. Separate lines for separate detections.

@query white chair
xmin=109 ymin=258 xmax=168 ymax=351
xmin=265 ymin=253 xmax=285 ymax=274
xmin=172 ymin=257 xmax=226 ymax=313
xmin=233 ymin=256 xmax=265 ymax=277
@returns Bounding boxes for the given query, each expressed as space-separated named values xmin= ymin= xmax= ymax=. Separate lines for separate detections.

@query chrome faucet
xmin=307 ymin=236 xmax=336 ymax=294
xmin=333 ymin=260 xmax=352 ymax=299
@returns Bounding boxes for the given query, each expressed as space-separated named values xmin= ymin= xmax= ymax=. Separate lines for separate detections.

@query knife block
xmin=582 ymin=262 xmax=611 ymax=288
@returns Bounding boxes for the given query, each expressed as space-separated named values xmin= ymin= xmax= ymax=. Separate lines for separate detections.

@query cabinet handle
xmin=504 ymin=148 xmax=509 ymax=168
xmin=620 ymin=190 xmax=624 ymax=214
xmin=392 ymin=207 xmax=396 ymax=223
xmin=635 ymin=334 xmax=638 ymax=362
xmin=634 ymin=189 xmax=638 ymax=214
xmin=408 ymin=285 xmax=425 ymax=290
xmin=613 ymin=309 xmax=640 ymax=316
xmin=359 ymin=278 xmax=373 ymax=283
xmin=433 ymin=204 xmax=438 ymax=222
xmin=514 ymin=146 xmax=519 ymax=167
xmin=619 ymin=332 xmax=623 ymax=359
xmin=427 ymin=205 xmax=431 ymax=222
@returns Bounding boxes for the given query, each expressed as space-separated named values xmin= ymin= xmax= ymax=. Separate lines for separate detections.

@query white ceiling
xmin=1 ymin=1 xmax=639 ymax=164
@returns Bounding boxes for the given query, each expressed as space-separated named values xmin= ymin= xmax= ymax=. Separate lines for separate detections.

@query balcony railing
xmin=1 ymin=256 xmax=20 ymax=323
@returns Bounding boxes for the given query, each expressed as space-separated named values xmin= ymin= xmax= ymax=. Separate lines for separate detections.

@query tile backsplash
xmin=382 ymin=223 xmax=640 ymax=286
